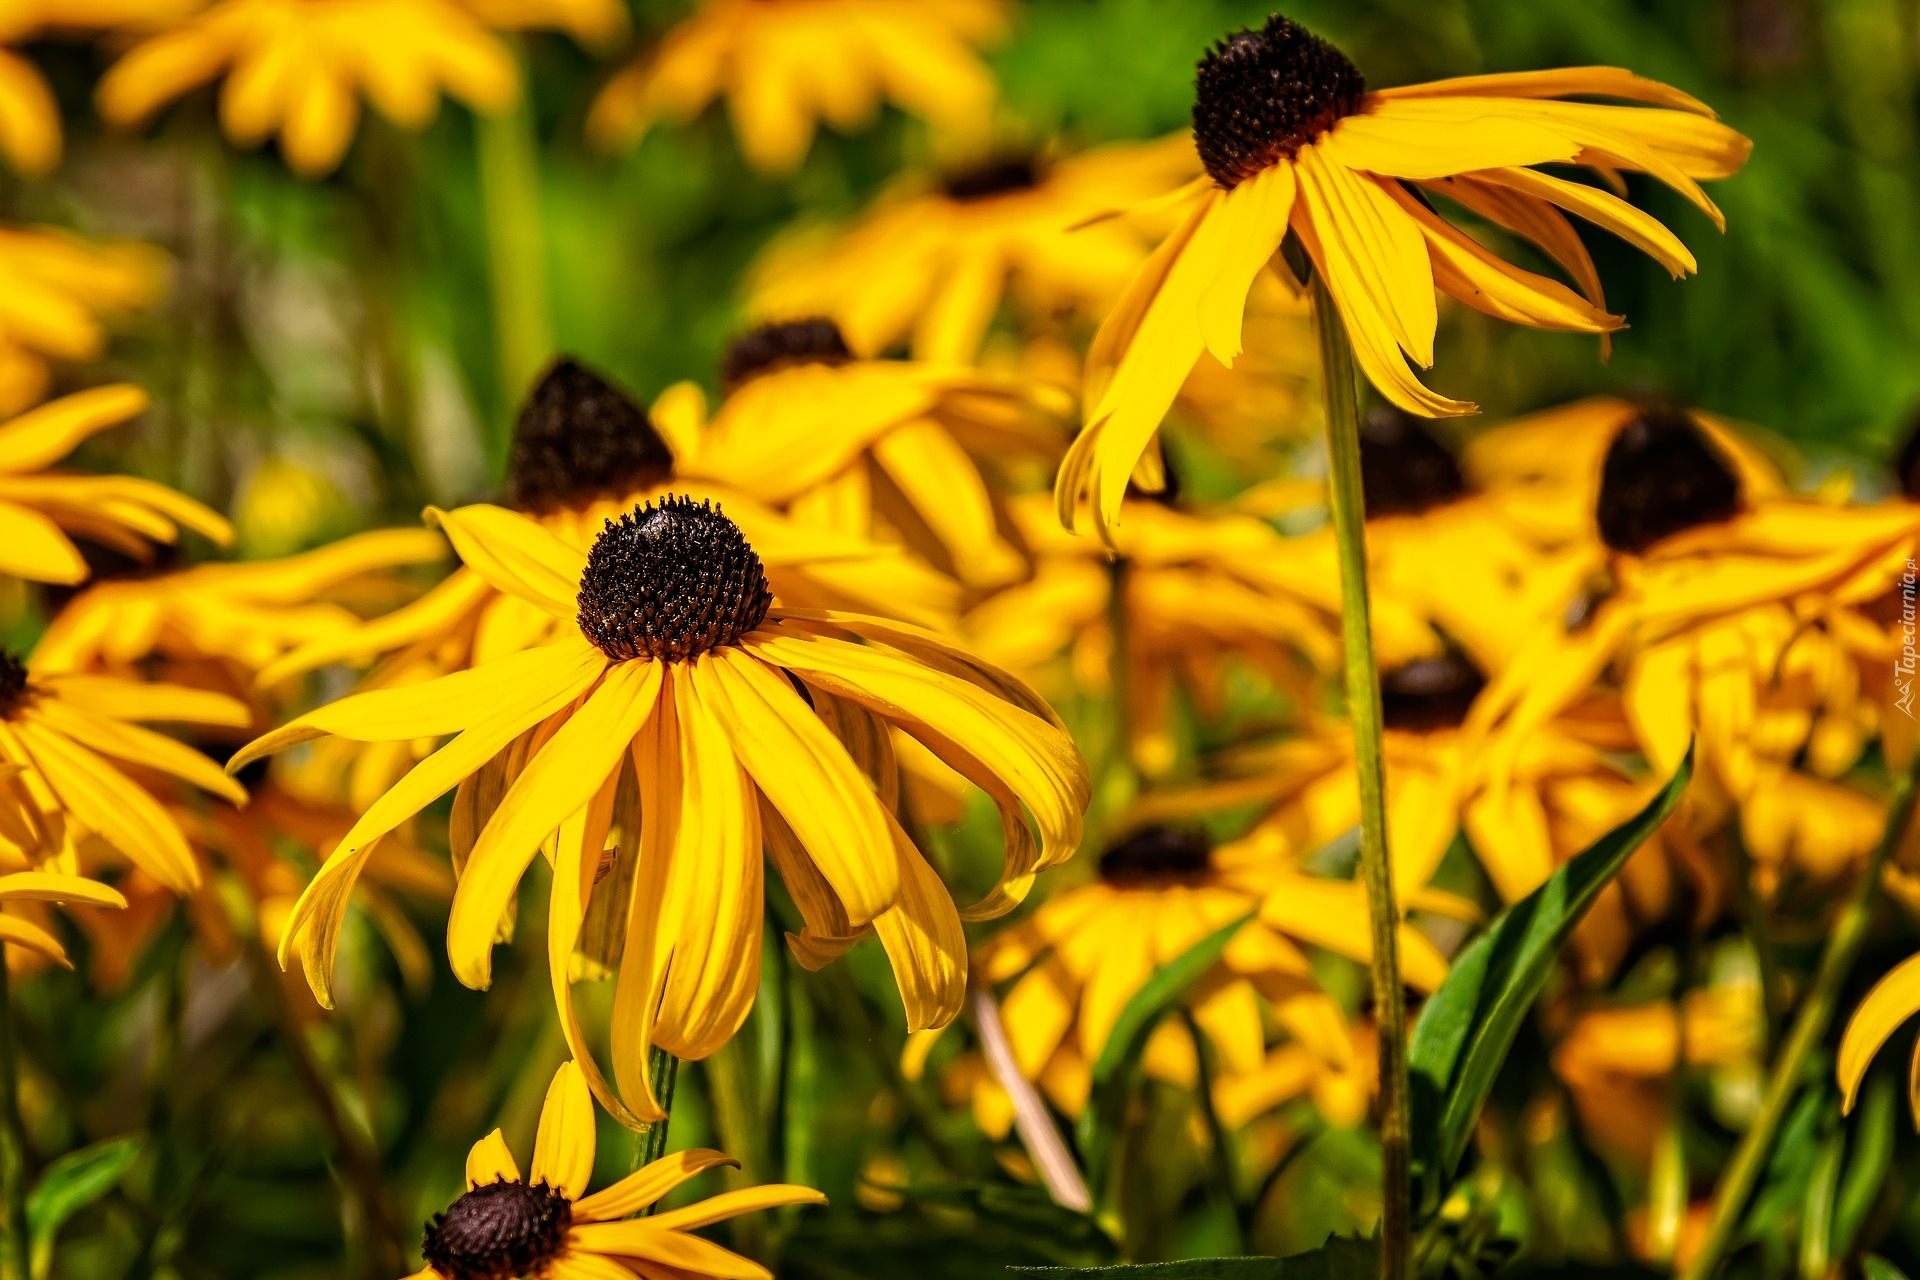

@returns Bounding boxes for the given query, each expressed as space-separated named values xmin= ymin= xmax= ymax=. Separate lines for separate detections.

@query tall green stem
xmin=0 ymin=960 xmax=29 ymax=1280
xmin=1310 ymin=274 xmax=1409 ymax=1280
xmin=1679 ymin=756 xmax=1920 ymax=1280
xmin=476 ymin=59 xmax=554 ymax=433
xmin=636 ymin=1047 xmax=682 ymax=1184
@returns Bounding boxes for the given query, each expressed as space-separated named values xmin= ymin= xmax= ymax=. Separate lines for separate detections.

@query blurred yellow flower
xmin=587 ymin=0 xmax=1006 ymax=173
xmin=0 ymin=385 xmax=231 ymax=586
xmin=230 ymin=500 xmax=1087 ymax=1127
xmin=667 ymin=321 xmax=1068 ymax=588
xmin=96 ymin=0 xmax=522 ymax=177
xmin=407 ymin=1059 xmax=823 ymax=1280
xmin=0 ymin=226 xmax=167 ymax=416
xmin=1060 ymin=15 xmax=1749 ymax=539
xmin=458 ymin=0 xmax=623 ymax=44
xmin=747 ymin=134 xmax=1201 ymax=363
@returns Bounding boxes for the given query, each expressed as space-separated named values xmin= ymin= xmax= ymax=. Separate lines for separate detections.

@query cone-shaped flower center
xmin=1359 ymin=406 xmax=1464 ymax=518
xmin=508 ymin=359 xmax=675 ymax=515
xmin=576 ymin=497 xmax=774 ymax=662
xmin=1595 ymin=408 xmax=1741 ymax=554
xmin=1381 ymin=652 xmax=1485 ymax=732
xmin=942 ymin=157 xmax=1040 ymax=202
xmin=422 ymin=1178 xmax=571 ymax=1280
xmin=721 ymin=319 xmax=853 ymax=390
xmin=1099 ymin=824 xmax=1212 ymax=885
xmin=1193 ymin=15 xmax=1365 ymax=188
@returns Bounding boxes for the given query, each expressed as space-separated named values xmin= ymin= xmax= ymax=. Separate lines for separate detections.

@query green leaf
xmin=1409 ymin=748 xmax=1692 ymax=1204
xmin=1090 ymin=910 xmax=1256 ymax=1086
xmin=1009 ymin=1234 xmax=1377 ymax=1278
xmin=26 ymin=1134 xmax=143 ymax=1280
xmin=1834 ymin=1073 xmax=1896 ymax=1258
xmin=1865 ymin=1257 xmax=1912 ymax=1280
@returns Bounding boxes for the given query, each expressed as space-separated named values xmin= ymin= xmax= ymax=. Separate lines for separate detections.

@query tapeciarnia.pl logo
xmin=1898 ymin=558 xmax=1918 ymax=718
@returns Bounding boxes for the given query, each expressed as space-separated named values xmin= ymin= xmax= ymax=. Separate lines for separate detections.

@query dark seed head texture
xmin=1381 ymin=652 xmax=1487 ymax=733
xmin=507 ymin=358 xmax=675 ymax=515
xmin=1596 ymin=407 xmax=1742 ymax=555
xmin=720 ymin=319 xmax=854 ymax=390
xmin=1099 ymin=824 xmax=1213 ymax=885
xmin=1359 ymin=406 xmax=1465 ymax=518
xmin=0 ymin=652 xmax=27 ymax=718
xmin=942 ymin=157 xmax=1040 ymax=202
xmin=576 ymin=497 xmax=774 ymax=663
xmin=421 ymin=1178 xmax=571 ymax=1280
xmin=1193 ymin=14 xmax=1366 ymax=189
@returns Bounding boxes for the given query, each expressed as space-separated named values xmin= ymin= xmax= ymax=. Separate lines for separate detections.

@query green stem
xmin=475 ymin=55 xmax=555 ymax=435
xmin=1729 ymin=828 xmax=1783 ymax=1051
xmin=1679 ymin=756 xmax=1920 ymax=1280
xmin=636 ymin=1047 xmax=682 ymax=1184
xmin=1310 ymin=273 xmax=1410 ymax=1280
xmin=0 ymin=960 xmax=29 ymax=1280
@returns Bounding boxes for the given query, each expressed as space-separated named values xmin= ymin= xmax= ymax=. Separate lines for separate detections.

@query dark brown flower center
xmin=1595 ymin=407 xmax=1742 ymax=554
xmin=1896 ymin=410 xmax=1920 ymax=501
xmin=508 ymin=359 xmax=674 ymax=515
xmin=1381 ymin=652 xmax=1485 ymax=732
xmin=1193 ymin=15 xmax=1366 ymax=188
xmin=1359 ymin=406 xmax=1464 ymax=518
xmin=942 ymin=158 xmax=1040 ymax=202
xmin=576 ymin=497 xmax=773 ymax=662
xmin=720 ymin=319 xmax=853 ymax=391
xmin=422 ymin=1178 xmax=571 ymax=1280
xmin=1099 ymin=825 xmax=1212 ymax=885
xmin=0 ymin=653 xmax=27 ymax=719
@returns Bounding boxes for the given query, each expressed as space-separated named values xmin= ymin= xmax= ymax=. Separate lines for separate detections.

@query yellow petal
xmin=530 ymin=1060 xmax=597 ymax=1199
xmin=869 ymin=810 xmax=967 ymax=1031
xmin=644 ymin=1184 xmax=829 ymax=1232
xmin=36 ymin=676 xmax=251 ymax=728
xmin=1325 ymin=103 xmax=1577 ymax=179
xmin=0 ymin=914 xmax=68 ymax=966
xmin=0 ymin=499 xmax=84 ymax=584
xmin=25 ymin=702 xmax=246 ymax=805
xmin=1197 ymin=161 xmax=1297 ymax=367
xmin=427 ymin=503 xmax=586 ymax=618
xmin=1375 ymin=67 xmax=1718 ymax=116
xmin=465 ymin=1128 xmax=521 ymax=1188
xmin=573 ymin=1148 xmax=739 ymax=1222
xmin=13 ymin=721 xmax=198 ymax=891
xmin=0 ymin=872 xmax=124 ymax=908
xmin=1839 ymin=951 xmax=1920 ymax=1111
xmin=565 ymin=1221 xmax=770 ymax=1280
xmin=0 ymin=385 xmax=148 ymax=474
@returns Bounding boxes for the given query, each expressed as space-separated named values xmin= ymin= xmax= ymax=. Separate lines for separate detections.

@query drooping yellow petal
xmin=573 ymin=1149 xmax=740 ymax=1223
xmin=869 ymin=810 xmax=967 ymax=1030
xmin=566 ymin=1221 xmax=771 ymax=1280
xmin=0 ymin=384 xmax=149 ymax=474
xmin=644 ymin=1184 xmax=829 ymax=1231
xmin=1839 ymin=951 xmax=1920 ymax=1111
xmin=1196 ymin=162 xmax=1297 ymax=366
xmin=447 ymin=658 xmax=663 ymax=990
xmin=0 ymin=914 xmax=69 ymax=965
xmin=427 ymin=503 xmax=586 ymax=618
xmin=529 ymin=1060 xmax=597 ymax=1200
xmin=256 ymin=567 xmax=489 ymax=688
xmin=869 ymin=418 xmax=1023 ymax=587
xmin=1471 ymin=165 xmax=1697 ymax=279
xmin=0 ymin=499 xmax=84 ymax=584
xmin=1324 ymin=104 xmax=1577 ymax=179
xmin=12 ymin=722 xmax=198 ymax=891
xmin=0 ymin=872 xmax=124 ymax=909
xmin=36 ymin=676 xmax=251 ymax=728
xmin=24 ymin=701 xmax=246 ymax=805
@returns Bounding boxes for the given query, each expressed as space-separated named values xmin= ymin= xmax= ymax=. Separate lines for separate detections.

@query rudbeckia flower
xmin=1059 ymin=14 xmax=1750 ymax=537
xmin=927 ymin=824 xmax=1444 ymax=1129
xmin=230 ymin=496 xmax=1087 ymax=1124
xmin=1467 ymin=405 xmax=1915 ymax=889
xmin=0 ymin=869 xmax=127 ymax=968
xmin=407 ymin=1059 xmax=824 ymax=1280
xmin=32 ymin=526 xmax=449 ymax=681
xmin=666 ymin=320 xmax=1068 ymax=588
xmin=0 ymin=227 xmax=167 ymax=417
xmin=259 ymin=359 xmax=962 ymax=692
xmin=746 ymin=134 xmax=1201 ymax=363
xmin=96 ymin=0 xmax=523 ymax=177
xmin=967 ymin=492 xmax=1377 ymax=776
xmin=0 ymin=384 xmax=231 ymax=587
xmin=0 ymin=651 xmax=250 ymax=895
xmin=586 ymin=0 xmax=1005 ymax=174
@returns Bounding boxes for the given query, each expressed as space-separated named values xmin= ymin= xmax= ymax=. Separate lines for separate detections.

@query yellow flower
xmin=230 ymin=498 xmax=1087 ymax=1124
xmin=0 ymin=0 xmax=202 ymax=173
xmin=586 ymin=0 xmax=1006 ymax=174
xmin=937 ymin=824 xmax=1444 ymax=1129
xmin=667 ymin=321 xmax=1068 ymax=588
xmin=0 ymin=650 xmax=249 ymax=895
xmin=0 ymin=385 xmax=231 ymax=586
xmin=406 ymin=1059 xmax=824 ymax=1280
xmin=968 ymin=493 xmax=1358 ymax=776
xmin=458 ymin=0 xmax=624 ymax=44
xmin=96 ymin=0 xmax=522 ymax=177
xmin=32 ymin=527 xmax=448 ymax=679
xmin=258 ymin=360 xmax=964 ymax=694
xmin=746 ymin=134 xmax=1201 ymax=363
xmin=0 ymin=226 xmax=168 ymax=417
xmin=1058 ymin=15 xmax=1749 ymax=538
xmin=0 ymin=869 xmax=127 ymax=969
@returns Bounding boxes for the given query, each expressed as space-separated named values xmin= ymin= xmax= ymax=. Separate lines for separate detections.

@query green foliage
xmin=1008 ymin=1233 xmax=1377 ymax=1278
xmin=25 ymin=1136 xmax=141 ymax=1280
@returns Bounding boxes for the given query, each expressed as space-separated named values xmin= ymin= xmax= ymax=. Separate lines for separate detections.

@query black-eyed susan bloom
xmin=586 ymin=0 xmax=1005 ymax=173
xmin=406 ymin=1059 xmax=824 ymax=1280
xmin=230 ymin=497 xmax=1087 ymax=1122
xmin=747 ymin=134 xmax=1201 ymax=363
xmin=259 ymin=359 xmax=960 ymax=692
xmin=0 ymin=384 xmax=232 ymax=586
xmin=668 ymin=320 xmax=1068 ymax=588
xmin=96 ymin=0 xmax=523 ymax=177
xmin=1060 ymin=15 xmax=1750 ymax=537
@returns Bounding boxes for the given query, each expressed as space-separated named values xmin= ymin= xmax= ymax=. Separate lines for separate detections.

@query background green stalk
xmin=0 ymin=960 xmax=28 ymax=1280
xmin=1680 ymin=755 xmax=1920 ymax=1280
xmin=476 ymin=58 xmax=555 ymax=434
xmin=1310 ymin=273 xmax=1410 ymax=1280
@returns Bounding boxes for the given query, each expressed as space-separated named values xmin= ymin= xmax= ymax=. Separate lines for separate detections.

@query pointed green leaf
xmin=1865 ymin=1257 xmax=1911 ymax=1280
xmin=1090 ymin=909 xmax=1255 ymax=1086
xmin=1410 ymin=748 xmax=1692 ymax=1199
xmin=27 ymin=1134 xmax=142 ymax=1280
xmin=1009 ymin=1235 xmax=1377 ymax=1279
